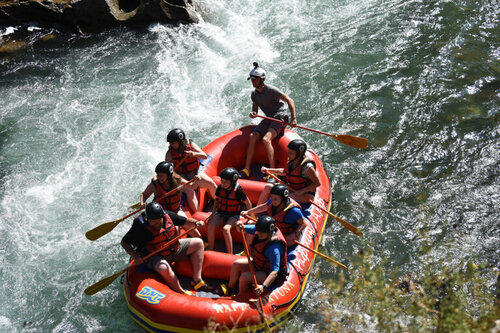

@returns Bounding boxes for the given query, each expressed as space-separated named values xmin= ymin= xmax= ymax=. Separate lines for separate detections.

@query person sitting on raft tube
xmin=121 ymin=202 xmax=212 ymax=295
xmin=139 ymin=162 xmax=201 ymax=238
xmin=239 ymin=62 xmax=297 ymax=182
xmin=260 ymin=139 xmax=321 ymax=205
xmin=165 ymin=128 xmax=217 ymax=211
xmin=207 ymin=167 xmax=252 ymax=255
xmin=217 ymin=216 xmax=287 ymax=297
xmin=241 ymin=183 xmax=308 ymax=247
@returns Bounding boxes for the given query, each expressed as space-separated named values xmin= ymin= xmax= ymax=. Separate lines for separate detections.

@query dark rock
xmin=0 ymin=0 xmax=200 ymax=32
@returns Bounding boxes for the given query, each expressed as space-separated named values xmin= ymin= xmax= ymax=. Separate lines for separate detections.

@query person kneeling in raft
xmin=139 ymin=162 xmax=201 ymax=238
xmin=207 ymin=167 xmax=252 ymax=255
xmin=165 ymin=128 xmax=217 ymax=211
xmin=241 ymin=183 xmax=308 ymax=247
xmin=259 ymin=139 xmax=321 ymax=206
xmin=121 ymin=202 xmax=212 ymax=295
xmin=216 ymin=216 xmax=287 ymax=296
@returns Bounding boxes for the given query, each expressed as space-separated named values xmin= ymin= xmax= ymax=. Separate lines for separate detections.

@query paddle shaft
xmin=254 ymin=114 xmax=368 ymax=149
xmin=242 ymin=214 xmax=348 ymax=271
xmin=254 ymin=113 xmax=330 ymax=136
xmin=173 ymin=156 xmax=187 ymax=172
xmin=86 ymin=179 xmax=196 ymax=241
xmin=239 ymin=228 xmax=270 ymax=329
xmin=85 ymin=226 xmax=197 ymax=295
xmin=263 ymin=171 xmax=363 ymax=238
xmin=293 ymin=240 xmax=349 ymax=271
xmin=149 ymin=178 xmax=196 ymax=207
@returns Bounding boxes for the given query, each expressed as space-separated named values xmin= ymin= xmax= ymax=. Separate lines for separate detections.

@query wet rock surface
xmin=0 ymin=0 xmax=200 ymax=32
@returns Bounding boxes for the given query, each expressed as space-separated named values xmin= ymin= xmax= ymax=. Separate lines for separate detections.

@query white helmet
xmin=247 ymin=62 xmax=266 ymax=80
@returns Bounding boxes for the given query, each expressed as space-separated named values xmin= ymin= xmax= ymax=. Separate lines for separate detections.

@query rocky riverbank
xmin=0 ymin=0 xmax=200 ymax=32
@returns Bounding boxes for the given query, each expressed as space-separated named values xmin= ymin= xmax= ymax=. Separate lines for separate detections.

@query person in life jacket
xmin=239 ymin=62 xmax=298 ymax=183
xmin=140 ymin=162 xmax=201 ymax=238
xmin=241 ymin=183 xmax=308 ymax=246
xmin=207 ymin=167 xmax=252 ymax=255
xmin=165 ymin=128 xmax=217 ymax=211
xmin=259 ymin=138 xmax=321 ymax=205
xmin=216 ymin=216 xmax=287 ymax=297
xmin=121 ymin=202 xmax=212 ymax=295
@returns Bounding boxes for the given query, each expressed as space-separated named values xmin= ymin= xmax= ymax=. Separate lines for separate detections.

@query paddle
xmin=239 ymin=227 xmax=272 ymax=331
xmin=84 ymin=226 xmax=196 ymax=296
xmin=241 ymin=213 xmax=349 ymax=272
xmin=293 ymin=240 xmax=349 ymax=271
xmin=85 ymin=179 xmax=195 ymax=241
xmin=263 ymin=171 xmax=363 ymax=238
xmin=129 ymin=159 xmax=190 ymax=209
xmin=254 ymin=114 xmax=368 ymax=149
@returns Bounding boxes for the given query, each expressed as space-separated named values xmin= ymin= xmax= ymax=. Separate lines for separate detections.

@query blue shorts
xmin=214 ymin=212 xmax=240 ymax=223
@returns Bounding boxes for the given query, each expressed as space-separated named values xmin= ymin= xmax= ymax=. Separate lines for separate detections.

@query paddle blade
xmin=332 ymin=134 xmax=368 ymax=150
xmin=128 ymin=202 xmax=141 ymax=210
xmin=84 ymin=269 xmax=125 ymax=295
xmin=331 ymin=214 xmax=364 ymax=238
xmin=318 ymin=253 xmax=350 ymax=271
xmin=85 ymin=219 xmax=122 ymax=241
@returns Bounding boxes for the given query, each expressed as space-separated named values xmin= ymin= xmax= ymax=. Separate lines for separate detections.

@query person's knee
xmin=233 ymin=258 xmax=247 ymax=268
xmin=249 ymin=132 xmax=260 ymax=143
xmin=222 ymin=224 xmax=232 ymax=233
xmin=156 ymin=261 xmax=172 ymax=273
xmin=190 ymin=238 xmax=204 ymax=252
xmin=261 ymin=135 xmax=271 ymax=144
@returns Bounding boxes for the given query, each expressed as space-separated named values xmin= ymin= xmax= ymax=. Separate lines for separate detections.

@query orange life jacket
xmin=152 ymin=176 xmax=181 ymax=213
xmin=145 ymin=214 xmax=179 ymax=258
xmin=170 ymin=141 xmax=200 ymax=175
xmin=251 ymin=228 xmax=288 ymax=279
xmin=216 ymin=184 xmax=245 ymax=215
xmin=267 ymin=198 xmax=302 ymax=234
xmin=285 ymin=157 xmax=316 ymax=191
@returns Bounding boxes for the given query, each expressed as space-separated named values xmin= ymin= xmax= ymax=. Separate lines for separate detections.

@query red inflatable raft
xmin=122 ymin=125 xmax=332 ymax=332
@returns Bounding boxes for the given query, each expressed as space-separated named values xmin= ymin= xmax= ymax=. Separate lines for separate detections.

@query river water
xmin=0 ymin=0 xmax=498 ymax=332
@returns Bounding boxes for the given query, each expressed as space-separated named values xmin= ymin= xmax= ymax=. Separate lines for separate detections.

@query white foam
xmin=0 ymin=26 xmax=16 ymax=36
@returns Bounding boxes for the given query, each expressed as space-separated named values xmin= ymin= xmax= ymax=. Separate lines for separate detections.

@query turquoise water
xmin=0 ymin=0 xmax=498 ymax=331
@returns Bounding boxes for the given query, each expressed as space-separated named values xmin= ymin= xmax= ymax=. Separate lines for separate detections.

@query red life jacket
xmin=170 ymin=140 xmax=200 ymax=175
xmin=267 ymin=198 xmax=302 ymax=235
xmin=216 ymin=184 xmax=245 ymax=215
xmin=152 ymin=176 xmax=181 ymax=213
xmin=145 ymin=214 xmax=179 ymax=258
xmin=251 ymin=229 xmax=288 ymax=279
xmin=285 ymin=157 xmax=316 ymax=191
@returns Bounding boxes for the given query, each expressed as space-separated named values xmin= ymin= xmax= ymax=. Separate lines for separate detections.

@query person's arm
xmin=121 ymin=238 xmax=144 ymax=264
xmin=285 ymin=207 xmax=307 ymax=239
xmin=167 ymin=210 xmax=204 ymax=229
xmin=241 ymin=203 xmax=268 ymax=216
xmin=261 ymin=166 xmax=286 ymax=176
xmin=243 ymin=196 xmax=252 ymax=211
xmin=121 ymin=223 xmax=145 ymax=264
xmin=209 ymin=186 xmax=221 ymax=215
xmin=140 ymin=182 xmax=155 ymax=209
xmin=280 ymin=93 xmax=296 ymax=127
xmin=165 ymin=150 xmax=173 ymax=163
xmin=255 ymin=243 xmax=283 ymax=294
xmin=249 ymin=101 xmax=258 ymax=118
xmin=295 ymin=216 xmax=308 ymax=240
xmin=184 ymin=217 xmax=205 ymax=229
xmin=186 ymin=141 xmax=207 ymax=160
